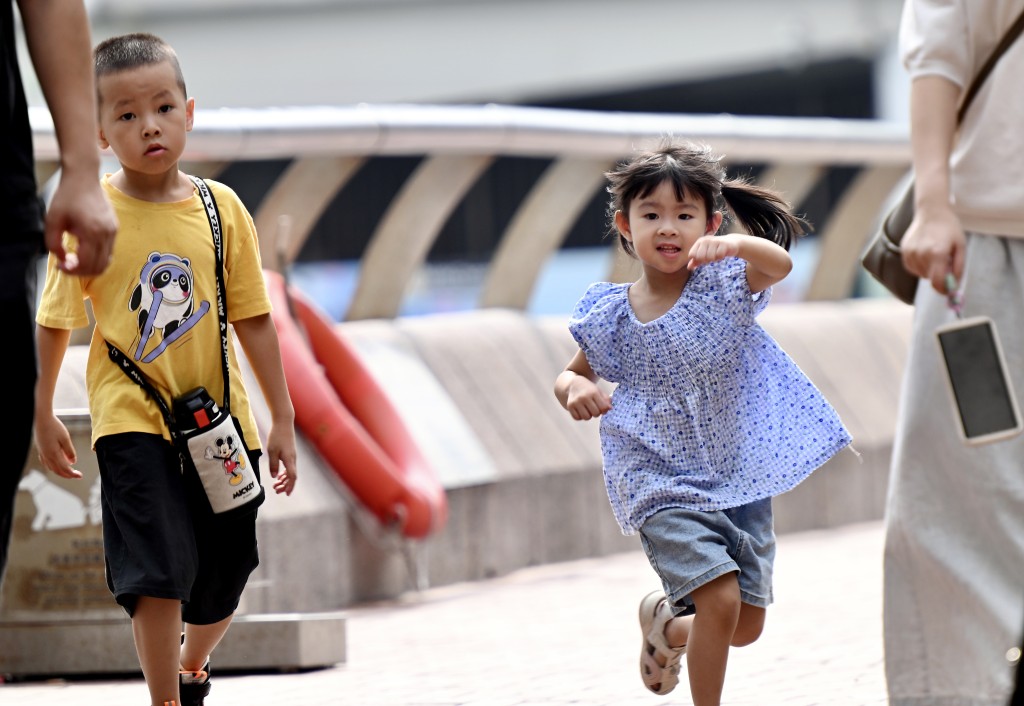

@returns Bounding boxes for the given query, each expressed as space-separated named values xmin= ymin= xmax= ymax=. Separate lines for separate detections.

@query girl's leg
xmin=686 ymin=572 xmax=743 ymax=706
xmin=655 ymin=583 xmax=765 ymax=703
xmin=732 ymin=602 xmax=766 ymax=647
xmin=664 ymin=613 xmax=693 ymax=651
xmin=181 ymin=613 xmax=234 ymax=672
xmin=664 ymin=592 xmax=766 ymax=651
xmin=132 ymin=595 xmax=184 ymax=706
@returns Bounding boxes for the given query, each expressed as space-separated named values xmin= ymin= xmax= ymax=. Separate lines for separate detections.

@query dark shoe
xmin=179 ymin=663 xmax=212 ymax=706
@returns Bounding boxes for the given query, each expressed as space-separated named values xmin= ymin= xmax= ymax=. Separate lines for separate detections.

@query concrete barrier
xmin=1 ymin=298 xmax=912 ymax=676
xmin=336 ymin=297 xmax=913 ymax=595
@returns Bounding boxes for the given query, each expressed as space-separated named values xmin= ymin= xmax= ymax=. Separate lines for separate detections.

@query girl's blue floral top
xmin=569 ymin=257 xmax=852 ymax=534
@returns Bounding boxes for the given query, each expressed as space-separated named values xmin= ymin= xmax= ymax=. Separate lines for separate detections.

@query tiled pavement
xmin=3 ymin=521 xmax=887 ymax=705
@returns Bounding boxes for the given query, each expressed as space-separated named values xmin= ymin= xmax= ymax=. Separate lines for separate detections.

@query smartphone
xmin=935 ymin=316 xmax=1023 ymax=445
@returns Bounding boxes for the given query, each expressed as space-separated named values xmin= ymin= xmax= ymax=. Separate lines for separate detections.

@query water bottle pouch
xmin=173 ymin=387 xmax=264 ymax=517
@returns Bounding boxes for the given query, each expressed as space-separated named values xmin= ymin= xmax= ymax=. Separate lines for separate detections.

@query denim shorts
xmin=638 ymin=498 xmax=776 ymax=616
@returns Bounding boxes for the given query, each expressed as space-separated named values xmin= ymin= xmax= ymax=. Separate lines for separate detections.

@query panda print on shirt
xmin=129 ymin=251 xmax=211 ymax=363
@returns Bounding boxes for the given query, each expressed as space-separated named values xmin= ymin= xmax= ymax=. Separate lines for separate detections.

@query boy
xmin=32 ymin=33 xmax=297 ymax=706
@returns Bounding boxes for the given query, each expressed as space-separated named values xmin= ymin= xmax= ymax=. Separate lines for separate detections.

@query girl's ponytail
xmin=720 ymin=179 xmax=809 ymax=251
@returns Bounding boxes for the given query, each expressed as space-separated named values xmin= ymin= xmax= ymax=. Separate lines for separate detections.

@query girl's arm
xmin=232 ymin=313 xmax=297 ymax=496
xmin=33 ymin=324 xmax=80 ymax=479
xmin=554 ymin=349 xmax=612 ymax=421
xmin=688 ymin=233 xmax=792 ymax=293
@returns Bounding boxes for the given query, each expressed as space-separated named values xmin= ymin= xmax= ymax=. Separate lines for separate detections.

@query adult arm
xmin=17 ymin=0 xmax=118 ymax=275
xmin=899 ymin=74 xmax=964 ymax=294
xmin=232 ymin=313 xmax=298 ymax=495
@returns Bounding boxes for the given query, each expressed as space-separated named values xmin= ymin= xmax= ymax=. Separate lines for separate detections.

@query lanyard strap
xmin=187 ymin=175 xmax=232 ymax=412
xmin=107 ymin=344 xmax=180 ymax=440
xmin=945 ymin=273 xmax=964 ymax=318
xmin=106 ymin=175 xmax=231 ymax=432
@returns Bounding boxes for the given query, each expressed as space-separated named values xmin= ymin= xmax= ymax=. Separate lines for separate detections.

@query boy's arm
xmin=17 ymin=0 xmax=118 ymax=276
xmin=232 ymin=313 xmax=297 ymax=496
xmin=555 ymin=349 xmax=611 ymax=421
xmin=687 ymin=233 xmax=793 ymax=294
xmin=33 ymin=324 xmax=80 ymax=479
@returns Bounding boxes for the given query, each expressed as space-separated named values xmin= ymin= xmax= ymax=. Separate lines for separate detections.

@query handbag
xmin=107 ymin=175 xmax=265 ymax=518
xmin=861 ymin=10 xmax=1024 ymax=304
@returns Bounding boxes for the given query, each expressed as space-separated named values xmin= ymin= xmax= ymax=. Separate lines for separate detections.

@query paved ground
xmin=3 ymin=520 xmax=887 ymax=705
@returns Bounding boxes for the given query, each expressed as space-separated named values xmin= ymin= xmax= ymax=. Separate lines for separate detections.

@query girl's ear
xmin=98 ymin=127 xmax=110 ymax=151
xmin=614 ymin=210 xmax=632 ymax=241
xmin=705 ymin=210 xmax=724 ymax=235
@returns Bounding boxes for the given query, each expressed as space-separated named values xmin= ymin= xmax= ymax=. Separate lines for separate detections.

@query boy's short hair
xmin=94 ymin=32 xmax=186 ymax=103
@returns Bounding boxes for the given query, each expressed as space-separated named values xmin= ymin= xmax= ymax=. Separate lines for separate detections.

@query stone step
xmin=0 ymin=611 xmax=346 ymax=677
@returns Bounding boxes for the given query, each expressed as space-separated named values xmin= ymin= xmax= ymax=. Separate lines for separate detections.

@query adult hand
xmin=44 ymin=168 xmax=118 ymax=276
xmin=900 ymin=203 xmax=966 ymax=296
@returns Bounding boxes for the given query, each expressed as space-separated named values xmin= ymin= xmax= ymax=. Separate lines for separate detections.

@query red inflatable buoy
xmin=265 ymin=269 xmax=447 ymax=539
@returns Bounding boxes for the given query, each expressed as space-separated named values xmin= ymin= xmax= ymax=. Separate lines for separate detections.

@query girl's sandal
xmin=638 ymin=590 xmax=686 ymax=695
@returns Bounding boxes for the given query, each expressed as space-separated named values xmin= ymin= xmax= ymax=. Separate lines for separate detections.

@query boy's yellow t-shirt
xmin=36 ymin=175 xmax=270 ymax=450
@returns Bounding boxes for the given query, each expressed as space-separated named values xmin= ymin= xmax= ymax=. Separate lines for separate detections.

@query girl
xmin=554 ymin=140 xmax=852 ymax=705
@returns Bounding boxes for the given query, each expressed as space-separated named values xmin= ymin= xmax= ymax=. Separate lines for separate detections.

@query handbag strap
xmin=957 ymin=8 xmax=1024 ymax=124
xmin=106 ymin=175 xmax=232 ymax=436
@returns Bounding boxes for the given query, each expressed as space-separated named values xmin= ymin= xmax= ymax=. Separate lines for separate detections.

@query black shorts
xmin=95 ymin=432 xmax=261 ymax=624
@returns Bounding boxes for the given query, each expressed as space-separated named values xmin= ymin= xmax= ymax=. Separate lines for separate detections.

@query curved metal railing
xmin=31 ymin=103 xmax=910 ymax=317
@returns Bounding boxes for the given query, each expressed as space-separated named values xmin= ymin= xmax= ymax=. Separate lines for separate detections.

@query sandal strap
xmin=646 ymin=599 xmax=686 ymax=665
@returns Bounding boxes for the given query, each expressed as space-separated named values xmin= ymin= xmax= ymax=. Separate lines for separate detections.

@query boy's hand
xmin=565 ymin=376 xmax=612 ymax=421
xmin=265 ymin=425 xmax=297 ymax=496
xmin=688 ymin=234 xmax=741 ymax=270
xmin=34 ymin=416 xmax=82 ymax=480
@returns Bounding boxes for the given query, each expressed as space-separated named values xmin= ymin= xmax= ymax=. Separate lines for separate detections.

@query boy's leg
xmin=133 ymin=595 xmax=185 ymax=706
xmin=686 ymin=572 xmax=742 ymax=706
xmin=178 ymin=615 xmax=231 ymax=705
xmin=96 ymin=433 xmax=198 ymax=706
xmin=181 ymin=614 xmax=233 ymax=672
xmin=176 ymin=451 xmax=262 ymax=704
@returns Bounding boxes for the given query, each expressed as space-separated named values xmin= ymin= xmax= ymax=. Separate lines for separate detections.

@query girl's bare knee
xmin=731 ymin=604 xmax=766 ymax=646
xmin=691 ymin=572 xmax=743 ymax=623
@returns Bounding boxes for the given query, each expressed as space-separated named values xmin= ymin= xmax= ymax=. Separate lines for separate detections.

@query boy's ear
xmin=705 ymin=210 xmax=724 ymax=235
xmin=614 ymin=210 xmax=632 ymax=241
xmin=185 ymin=97 xmax=195 ymax=132
xmin=98 ymin=126 xmax=110 ymax=151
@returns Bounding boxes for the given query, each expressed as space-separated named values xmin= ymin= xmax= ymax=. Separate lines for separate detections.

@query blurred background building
xmin=17 ymin=0 xmax=907 ymax=318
